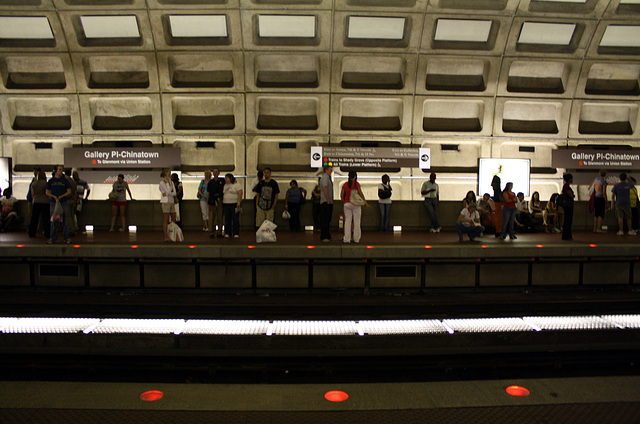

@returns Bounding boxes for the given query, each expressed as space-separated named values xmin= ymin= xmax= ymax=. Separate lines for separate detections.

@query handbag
xmin=350 ymin=190 xmax=366 ymax=206
xmin=556 ymin=193 xmax=572 ymax=208
xmin=108 ymin=190 xmax=118 ymax=201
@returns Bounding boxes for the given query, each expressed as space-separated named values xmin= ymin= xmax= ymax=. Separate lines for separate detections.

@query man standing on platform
xmin=421 ymin=172 xmax=441 ymax=233
xmin=64 ymin=169 xmax=77 ymax=236
xmin=73 ymin=170 xmax=90 ymax=234
xmin=46 ymin=165 xmax=72 ymax=244
xmin=254 ymin=167 xmax=279 ymax=228
xmin=319 ymin=165 xmax=334 ymax=242
xmin=207 ymin=168 xmax=225 ymax=238
xmin=611 ymin=172 xmax=636 ymax=236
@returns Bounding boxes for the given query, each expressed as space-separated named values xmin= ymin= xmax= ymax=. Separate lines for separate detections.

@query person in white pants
xmin=341 ymin=171 xmax=368 ymax=243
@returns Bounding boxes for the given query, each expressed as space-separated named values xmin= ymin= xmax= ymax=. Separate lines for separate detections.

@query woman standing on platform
xmin=109 ymin=174 xmax=133 ymax=232
xmin=378 ymin=174 xmax=392 ymax=232
xmin=500 ymin=182 xmax=517 ymax=240
xmin=589 ymin=169 xmax=607 ymax=233
xmin=311 ymin=177 xmax=321 ymax=231
xmin=159 ymin=170 xmax=176 ymax=242
xmin=29 ymin=170 xmax=50 ymax=238
xmin=198 ymin=170 xmax=211 ymax=232
xmin=171 ymin=173 xmax=183 ymax=229
xmin=285 ymin=180 xmax=306 ymax=232
xmin=222 ymin=173 xmax=243 ymax=238
xmin=561 ymin=173 xmax=575 ymax=241
xmin=341 ymin=171 xmax=367 ymax=244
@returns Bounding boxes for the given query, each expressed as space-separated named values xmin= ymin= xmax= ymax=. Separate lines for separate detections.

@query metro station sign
xmin=552 ymin=149 xmax=640 ymax=170
xmin=310 ymin=146 xmax=430 ymax=169
xmin=64 ymin=147 xmax=181 ymax=169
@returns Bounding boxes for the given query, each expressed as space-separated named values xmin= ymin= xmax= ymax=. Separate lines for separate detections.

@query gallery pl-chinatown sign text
xmin=64 ymin=147 xmax=181 ymax=169
xmin=552 ymin=149 xmax=640 ymax=170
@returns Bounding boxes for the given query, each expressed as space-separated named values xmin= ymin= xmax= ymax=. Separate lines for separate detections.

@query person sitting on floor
xmin=477 ymin=193 xmax=496 ymax=234
xmin=515 ymin=192 xmax=536 ymax=233
xmin=456 ymin=202 xmax=485 ymax=242
xmin=0 ymin=187 xmax=19 ymax=233
xmin=546 ymin=193 xmax=563 ymax=233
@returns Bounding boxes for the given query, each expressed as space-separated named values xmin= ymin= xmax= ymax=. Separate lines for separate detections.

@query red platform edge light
xmin=536 ymin=244 xmax=544 ymax=248
xmin=589 ymin=244 xmax=598 ymax=247
xmin=73 ymin=245 xmax=81 ymax=248
xmin=130 ymin=245 xmax=139 ymax=249
xmin=325 ymin=390 xmax=349 ymax=402
xmin=424 ymin=245 xmax=432 ymax=249
xmin=505 ymin=385 xmax=531 ymax=397
xmin=16 ymin=244 xmax=24 ymax=248
xmin=139 ymin=390 xmax=164 ymax=402
xmin=366 ymin=245 xmax=374 ymax=249
xmin=481 ymin=245 xmax=489 ymax=248
xmin=307 ymin=245 xmax=315 ymax=249
xmin=189 ymin=245 xmax=196 ymax=249
xmin=247 ymin=245 xmax=256 ymax=249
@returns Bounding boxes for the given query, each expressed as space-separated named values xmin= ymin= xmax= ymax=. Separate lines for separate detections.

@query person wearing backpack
xmin=378 ymin=174 xmax=392 ymax=232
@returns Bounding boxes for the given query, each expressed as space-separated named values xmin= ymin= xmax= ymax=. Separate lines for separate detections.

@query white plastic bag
xmin=51 ymin=200 xmax=63 ymax=222
xmin=167 ymin=221 xmax=183 ymax=242
xmin=282 ymin=210 xmax=291 ymax=220
xmin=256 ymin=220 xmax=277 ymax=243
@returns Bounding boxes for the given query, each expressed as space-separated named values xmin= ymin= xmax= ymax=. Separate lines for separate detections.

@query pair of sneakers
xmin=429 ymin=228 xmax=441 ymax=233
xmin=617 ymin=230 xmax=637 ymax=236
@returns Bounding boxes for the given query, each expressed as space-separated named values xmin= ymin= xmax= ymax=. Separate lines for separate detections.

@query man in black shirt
xmin=207 ymin=168 xmax=225 ymax=237
xmin=254 ymin=167 xmax=279 ymax=228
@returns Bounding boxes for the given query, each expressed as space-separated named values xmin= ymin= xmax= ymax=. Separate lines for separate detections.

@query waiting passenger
xmin=500 ymin=182 xmax=517 ymax=240
xmin=197 ymin=170 xmax=211 ymax=232
xmin=46 ymin=165 xmax=72 ymax=244
xmin=341 ymin=171 xmax=367 ymax=244
xmin=319 ymin=166 xmax=334 ymax=242
xmin=421 ymin=172 xmax=440 ymax=233
xmin=545 ymin=194 xmax=563 ymax=233
xmin=456 ymin=202 xmax=484 ymax=242
xmin=109 ymin=173 xmax=133 ymax=232
xmin=159 ymin=170 xmax=177 ymax=242
xmin=462 ymin=191 xmax=476 ymax=209
xmin=254 ymin=167 xmax=279 ymax=228
xmin=171 ymin=173 xmax=183 ymax=229
xmin=611 ymin=172 xmax=636 ymax=236
xmin=250 ymin=170 xmax=264 ymax=231
xmin=378 ymin=174 xmax=392 ymax=232
xmin=515 ymin=192 xmax=536 ymax=233
xmin=311 ymin=177 xmax=321 ymax=231
xmin=29 ymin=170 xmax=50 ymax=238
xmin=477 ymin=192 xmax=497 ymax=234
xmin=560 ymin=174 xmax=575 ymax=241
xmin=629 ymin=176 xmax=638 ymax=232
xmin=529 ymin=191 xmax=549 ymax=232
xmin=589 ymin=169 xmax=608 ymax=233
xmin=207 ymin=168 xmax=225 ymax=238
xmin=285 ymin=180 xmax=306 ymax=232
xmin=73 ymin=170 xmax=90 ymax=234
xmin=64 ymin=169 xmax=77 ymax=236
xmin=222 ymin=173 xmax=243 ymax=238
xmin=0 ymin=187 xmax=18 ymax=233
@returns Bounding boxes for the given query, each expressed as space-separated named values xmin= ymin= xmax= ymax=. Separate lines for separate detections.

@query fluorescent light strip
xmin=443 ymin=318 xmax=533 ymax=333
xmin=600 ymin=25 xmax=640 ymax=48
xmin=1 ymin=316 xmax=638 ymax=336
xmin=434 ymin=19 xmax=492 ymax=43
xmin=91 ymin=319 xmax=185 ymax=334
xmin=182 ymin=320 xmax=269 ymax=335
xmin=523 ymin=316 xmax=616 ymax=331
xmin=272 ymin=320 xmax=357 ymax=336
xmin=2 ymin=318 xmax=99 ymax=334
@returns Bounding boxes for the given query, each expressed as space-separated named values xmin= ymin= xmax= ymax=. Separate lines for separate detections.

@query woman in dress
xmin=589 ymin=169 xmax=607 ymax=233
xmin=529 ymin=191 xmax=550 ymax=232
xmin=159 ymin=170 xmax=176 ymax=242
xmin=29 ymin=170 xmax=50 ymax=238
xmin=341 ymin=171 xmax=367 ymax=243
xmin=222 ymin=173 xmax=243 ymax=238
xmin=109 ymin=173 xmax=133 ymax=232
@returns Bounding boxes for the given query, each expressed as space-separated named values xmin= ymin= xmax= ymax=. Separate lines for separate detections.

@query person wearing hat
xmin=421 ymin=172 xmax=441 ymax=233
